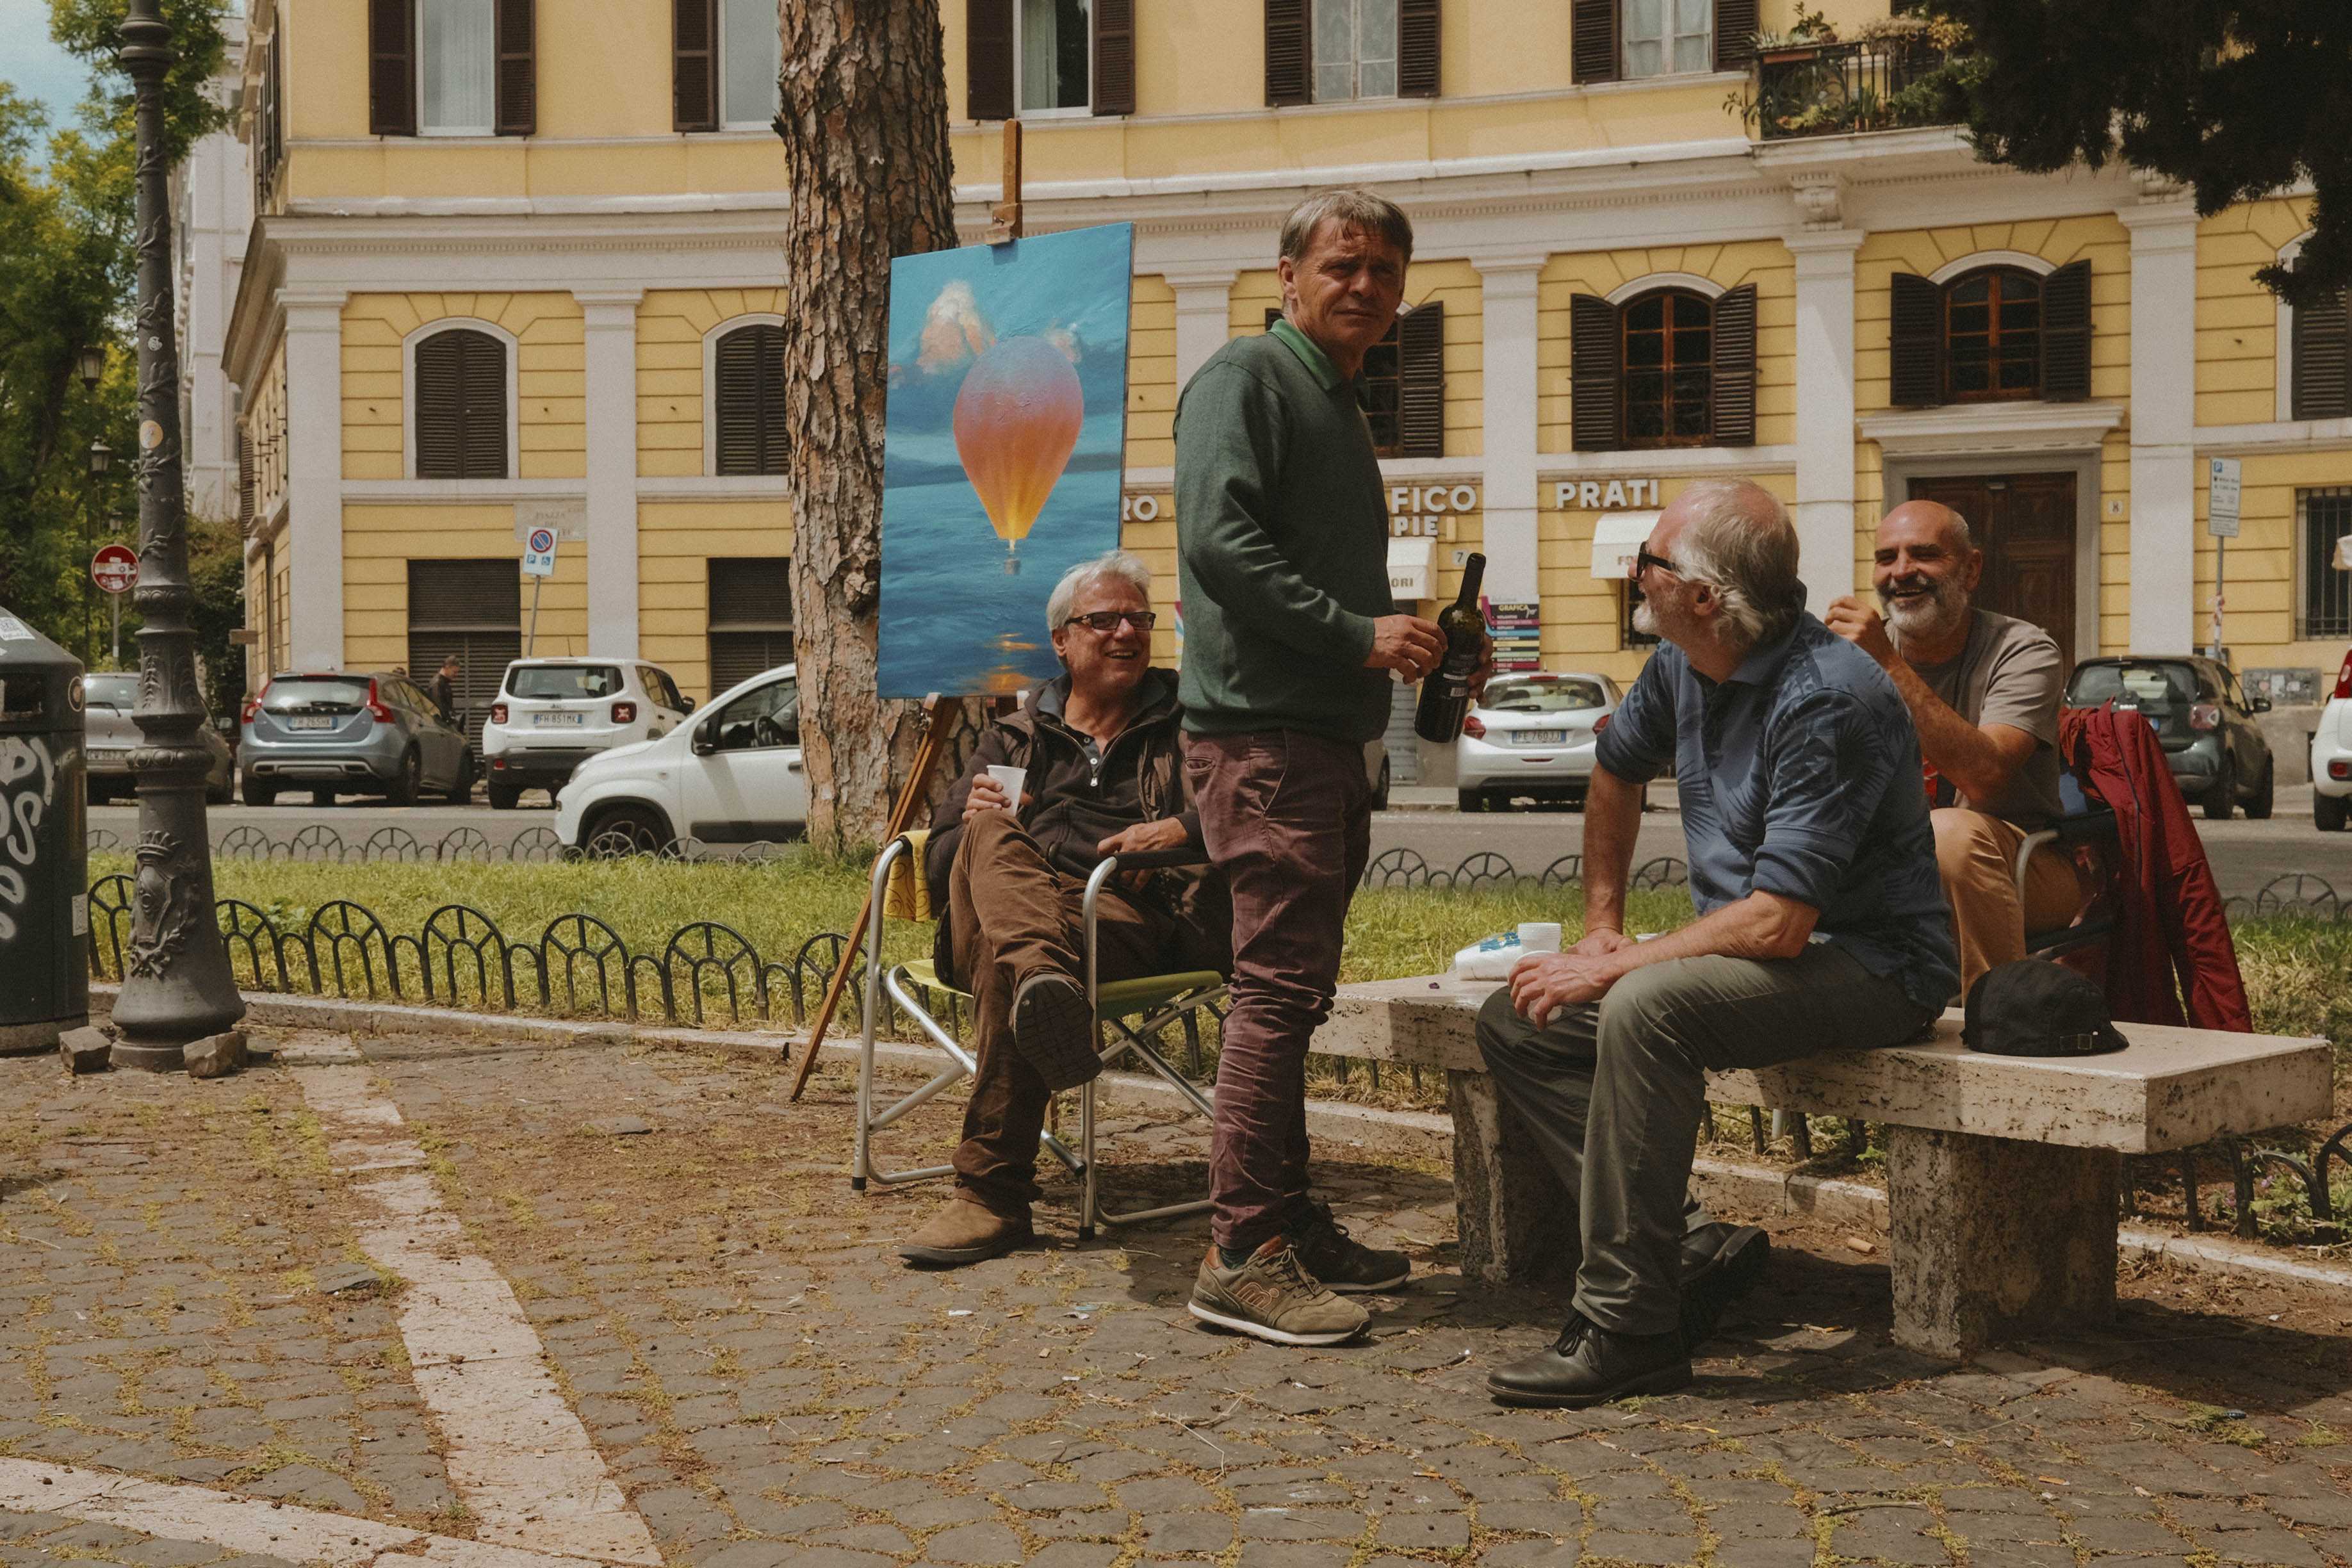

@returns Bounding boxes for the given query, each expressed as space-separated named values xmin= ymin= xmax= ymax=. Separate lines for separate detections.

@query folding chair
xmin=853 ymin=833 xmax=1227 ymax=1241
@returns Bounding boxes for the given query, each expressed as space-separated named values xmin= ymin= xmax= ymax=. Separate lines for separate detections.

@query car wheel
xmin=1457 ymin=787 xmax=1483 ymax=813
xmin=585 ymin=802 xmax=669 ymax=856
xmin=2203 ymin=760 xmax=2235 ymax=822
xmin=2317 ymin=791 xmax=2349 ymax=832
xmin=87 ymin=781 xmax=112 ymax=805
xmin=206 ymin=774 xmax=233 ymax=806
xmin=244 ymin=776 xmax=276 ymax=806
xmin=311 ymin=788 xmax=337 ymax=806
xmin=446 ymin=750 xmax=476 ymax=804
xmin=487 ymin=781 xmax=521 ymax=810
xmin=386 ymin=750 xmax=420 ymax=807
xmin=2243 ymin=760 xmax=2274 ymax=820
xmin=1371 ymin=755 xmax=1391 ymax=812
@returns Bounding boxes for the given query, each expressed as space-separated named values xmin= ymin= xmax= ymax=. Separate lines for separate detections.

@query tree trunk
xmin=778 ymin=0 xmax=983 ymax=854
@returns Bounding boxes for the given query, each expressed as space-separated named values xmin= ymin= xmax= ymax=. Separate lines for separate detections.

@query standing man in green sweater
xmin=1176 ymin=188 xmax=1460 ymax=1345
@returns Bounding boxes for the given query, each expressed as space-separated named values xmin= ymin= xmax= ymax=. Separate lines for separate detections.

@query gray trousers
xmin=1475 ymin=943 xmax=1933 ymax=1336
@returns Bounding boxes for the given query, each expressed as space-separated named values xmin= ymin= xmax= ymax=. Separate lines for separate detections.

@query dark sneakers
xmin=1288 ymin=1199 xmax=1410 ymax=1293
xmin=1487 ymin=1313 xmax=1694 ymax=1408
xmin=1011 ymin=972 xmax=1101 ymax=1090
xmin=1679 ymin=1223 xmax=1771 ymax=1352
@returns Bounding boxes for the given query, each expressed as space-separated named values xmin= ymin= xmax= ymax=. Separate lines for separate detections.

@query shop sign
xmin=1553 ymin=478 xmax=1662 ymax=510
xmin=1487 ymin=600 xmax=1541 ymax=673
xmin=1391 ymin=483 xmax=1479 ymax=539
xmin=1120 ymin=493 xmax=1164 ymax=523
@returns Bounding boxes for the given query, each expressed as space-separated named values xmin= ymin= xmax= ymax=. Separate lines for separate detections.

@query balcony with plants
xmin=1733 ymin=8 xmax=1980 ymax=143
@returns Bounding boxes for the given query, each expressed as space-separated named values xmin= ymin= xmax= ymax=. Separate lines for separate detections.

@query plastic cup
xmin=1517 ymin=922 xmax=1563 ymax=955
xmin=984 ymin=764 xmax=1027 ymax=808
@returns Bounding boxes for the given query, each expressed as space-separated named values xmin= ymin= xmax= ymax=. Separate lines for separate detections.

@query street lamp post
xmin=108 ymin=0 xmax=245 ymax=1070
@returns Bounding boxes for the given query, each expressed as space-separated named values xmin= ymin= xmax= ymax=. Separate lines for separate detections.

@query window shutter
xmin=715 ymin=325 xmax=788 ymax=476
xmin=238 ymin=430 xmax=255 ymax=532
xmin=1093 ymin=0 xmax=1136 ymax=115
xmin=461 ymin=331 xmax=508 ymax=478
xmin=673 ymin=0 xmax=718 ymax=132
xmin=2041 ymin=258 xmax=2093 ymax=402
xmin=1888 ymin=271 xmax=1943 ymax=408
xmin=967 ymin=0 xmax=1015 ymax=120
xmin=1398 ymin=301 xmax=1446 ymax=459
xmin=1398 ymin=0 xmax=1442 ymax=97
xmin=1571 ymin=0 xmax=1618 ymax=85
xmin=1710 ymin=283 xmax=1758 ymax=446
xmin=2292 ymin=286 xmax=2351 ymax=421
xmin=416 ymin=330 xmax=508 ymax=480
xmin=1570 ymin=293 xmax=1621 ymax=451
xmin=1714 ymin=0 xmax=1759 ymax=70
xmin=368 ymin=0 xmax=416 ymax=136
xmin=494 ymin=0 xmax=535 ymax=136
xmin=1265 ymin=0 xmax=1311 ymax=106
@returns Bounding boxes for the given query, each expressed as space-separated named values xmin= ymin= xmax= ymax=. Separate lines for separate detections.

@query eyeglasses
xmin=1065 ymin=610 xmax=1157 ymax=632
xmin=1633 ymin=547 xmax=1681 ymax=581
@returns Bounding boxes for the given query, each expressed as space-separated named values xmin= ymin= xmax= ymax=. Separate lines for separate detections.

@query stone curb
xmin=86 ymin=982 xmax=2352 ymax=1294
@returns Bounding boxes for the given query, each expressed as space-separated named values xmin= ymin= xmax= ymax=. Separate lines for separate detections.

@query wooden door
xmin=1906 ymin=471 xmax=2078 ymax=671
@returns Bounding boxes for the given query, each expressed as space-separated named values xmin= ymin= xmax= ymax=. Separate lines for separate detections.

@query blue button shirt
xmin=1596 ymin=613 xmax=1959 ymax=1013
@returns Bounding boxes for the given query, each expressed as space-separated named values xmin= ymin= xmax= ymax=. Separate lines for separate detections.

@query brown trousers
xmin=1932 ymin=806 xmax=2085 ymax=998
xmin=946 ymin=810 xmax=1206 ymax=1209
xmin=1185 ymin=730 xmax=1373 ymax=1253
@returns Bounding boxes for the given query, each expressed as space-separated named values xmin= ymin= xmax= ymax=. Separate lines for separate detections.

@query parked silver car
xmin=239 ymin=671 xmax=475 ymax=806
xmin=83 ymin=671 xmax=234 ymax=804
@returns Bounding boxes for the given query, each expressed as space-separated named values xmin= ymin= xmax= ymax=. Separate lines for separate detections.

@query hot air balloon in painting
xmin=952 ymin=335 xmax=1086 ymax=575
xmin=876 ymin=222 xmax=1134 ymax=700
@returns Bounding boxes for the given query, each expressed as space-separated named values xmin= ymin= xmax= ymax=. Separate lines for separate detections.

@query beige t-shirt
xmin=1907 ymin=608 xmax=2064 ymax=831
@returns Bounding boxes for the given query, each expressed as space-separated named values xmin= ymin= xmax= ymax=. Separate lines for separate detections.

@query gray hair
xmin=1047 ymin=550 xmax=1154 ymax=635
xmin=1672 ymin=478 xmax=1804 ymax=651
xmin=1278 ymin=188 xmax=1415 ymax=265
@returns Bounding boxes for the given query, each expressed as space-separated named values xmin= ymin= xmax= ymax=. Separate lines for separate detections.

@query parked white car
xmin=2312 ymin=648 xmax=2352 ymax=831
xmin=1455 ymin=671 xmax=1624 ymax=813
xmin=482 ymin=658 xmax=691 ymax=810
xmin=553 ymin=664 xmax=804 ymax=851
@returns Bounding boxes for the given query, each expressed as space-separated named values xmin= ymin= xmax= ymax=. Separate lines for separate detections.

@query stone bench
xmin=1311 ymin=974 xmax=2333 ymax=1358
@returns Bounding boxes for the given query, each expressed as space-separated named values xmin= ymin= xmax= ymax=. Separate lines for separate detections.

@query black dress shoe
xmin=1487 ymin=1314 xmax=1693 ymax=1408
xmin=1679 ymin=1223 xmax=1771 ymax=1352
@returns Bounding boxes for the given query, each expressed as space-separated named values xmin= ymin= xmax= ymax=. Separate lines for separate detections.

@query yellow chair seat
xmin=895 ymin=960 xmax=1220 ymax=1020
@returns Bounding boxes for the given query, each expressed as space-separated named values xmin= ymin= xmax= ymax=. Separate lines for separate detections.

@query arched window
xmin=712 ymin=323 xmax=788 ymax=476
xmin=1945 ymin=266 xmax=2042 ymax=402
xmin=1622 ymin=289 xmax=1715 ymax=446
xmin=412 ymin=327 xmax=509 ymax=479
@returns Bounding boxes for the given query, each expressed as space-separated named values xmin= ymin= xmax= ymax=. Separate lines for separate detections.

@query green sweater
xmin=1173 ymin=320 xmax=1394 ymax=744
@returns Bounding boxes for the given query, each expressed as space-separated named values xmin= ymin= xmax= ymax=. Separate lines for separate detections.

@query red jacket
xmin=2056 ymin=705 xmax=2252 ymax=1031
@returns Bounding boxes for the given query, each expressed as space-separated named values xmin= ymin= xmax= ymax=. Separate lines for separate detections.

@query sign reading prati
xmin=2207 ymin=457 xmax=2241 ymax=539
xmin=1554 ymin=478 xmax=1663 ymax=510
xmin=521 ymin=527 xmax=559 ymax=578
xmin=90 ymin=544 xmax=138 ymax=595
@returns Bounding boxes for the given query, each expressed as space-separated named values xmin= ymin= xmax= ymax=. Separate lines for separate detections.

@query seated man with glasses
xmin=1476 ymin=479 xmax=1957 ymax=1407
xmin=899 ymin=550 xmax=1231 ymax=1268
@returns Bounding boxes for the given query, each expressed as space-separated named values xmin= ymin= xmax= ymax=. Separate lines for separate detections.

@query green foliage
xmin=47 ymin=0 xmax=232 ymax=168
xmin=1924 ymin=1 xmax=2352 ymax=305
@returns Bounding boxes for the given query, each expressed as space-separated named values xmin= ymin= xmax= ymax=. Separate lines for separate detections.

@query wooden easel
xmin=787 ymin=120 xmax=1027 ymax=1102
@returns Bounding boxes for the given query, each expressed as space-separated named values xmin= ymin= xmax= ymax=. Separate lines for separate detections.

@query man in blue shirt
xmin=1476 ymin=478 xmax=1957 ymax=1408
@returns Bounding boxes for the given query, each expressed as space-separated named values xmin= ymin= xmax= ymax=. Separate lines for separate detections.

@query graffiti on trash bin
xmin=0 ymin=733 xmax=59 ymax=943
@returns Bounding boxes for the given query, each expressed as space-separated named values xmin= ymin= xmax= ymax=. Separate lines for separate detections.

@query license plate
xmin=534 ymin=712 xmax=585 ymax=727
xmin=1514 ymin=730 xmax=1567 ymax=745
xmin=289 ymin=715 xmax=335 ymax=730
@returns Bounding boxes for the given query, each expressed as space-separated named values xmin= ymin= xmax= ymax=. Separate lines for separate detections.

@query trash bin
xmin=0 ymin=608 xmax=88 ymax=1054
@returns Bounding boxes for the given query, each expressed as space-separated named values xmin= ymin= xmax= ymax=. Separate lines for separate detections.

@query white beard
xmin=1632 ymin=596 xmax=1658 ymax=637
xmin=1881 ymin=580 xmax=1967 ymax=648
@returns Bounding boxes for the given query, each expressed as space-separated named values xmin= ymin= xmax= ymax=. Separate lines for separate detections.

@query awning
xmin=1590 ymin=512 xmax=1658 ymax=580
xmin=1387 ymin=537 xmax=1438 ymax=600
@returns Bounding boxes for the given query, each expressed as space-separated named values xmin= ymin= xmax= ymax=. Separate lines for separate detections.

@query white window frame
xmin=2276 ymin=231 xmax=2312 ymax=425
xmin=1605 ymin=272 xmax=1727 ymax=306
xmin=2297 ymin=484 xmax=2352 ymax=642
xmin=1927 ymin=250 xmax=2058 ymax=286
xmin=1015 ymin=0 xmax=1093 ymax=119
xmin=1621 ymin=0 xmax=1716 ymax=83
xmin=702 ymin=314 xmax=788 ymax=477
xmin=1312 ymin=0 xmax=1400 ymax=105
xmin=416 ymin=0 xmax=497 ymax=137
xmin=717 ymin=0 xmax=784 ymax=131
xmin=402 ymin=318 xmax=522 ymax=482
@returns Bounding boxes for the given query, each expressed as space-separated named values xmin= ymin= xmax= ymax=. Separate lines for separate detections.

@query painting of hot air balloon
xmin=877 ymin=222 xmax=1133 ymax=699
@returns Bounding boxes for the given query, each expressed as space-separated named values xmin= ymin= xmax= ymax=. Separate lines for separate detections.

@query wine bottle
xmin=1413 ymin=551 xmax=1487 ymax=744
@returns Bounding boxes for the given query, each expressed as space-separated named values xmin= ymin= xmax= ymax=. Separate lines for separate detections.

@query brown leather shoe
xmin=897 ymin=1196 xmax=1034 ymax=1267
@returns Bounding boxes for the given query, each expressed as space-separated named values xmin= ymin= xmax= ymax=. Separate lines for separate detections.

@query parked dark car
xmin=239 ymin=671 xmax=475 ymax=806
xmin=2062 ymin=655 xmax=2274 ymax=821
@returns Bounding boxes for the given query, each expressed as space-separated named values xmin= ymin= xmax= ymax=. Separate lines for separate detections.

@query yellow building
xmin=225 ymin=0 xmax=2352 ymax=774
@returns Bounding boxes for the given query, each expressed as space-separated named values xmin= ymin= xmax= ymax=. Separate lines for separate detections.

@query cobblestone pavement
xmin=3 ymin=1034 xmax=2348 ymax=1568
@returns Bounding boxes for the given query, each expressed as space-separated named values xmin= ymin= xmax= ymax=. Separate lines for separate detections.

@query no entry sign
xmin=90 ymin=544 xmax=138 ymax=595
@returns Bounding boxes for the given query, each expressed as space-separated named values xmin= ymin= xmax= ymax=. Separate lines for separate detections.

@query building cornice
xmin=1858 ymin=402 xmax=2127 ymax=457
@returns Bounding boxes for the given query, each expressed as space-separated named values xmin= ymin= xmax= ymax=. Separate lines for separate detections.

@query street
xmin=90 ymin=784 xmax=2352 ymax=903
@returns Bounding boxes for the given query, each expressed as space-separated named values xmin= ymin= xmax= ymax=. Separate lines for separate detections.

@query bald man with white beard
xmin=1824 ymin=501 xmax=2082 ymax=995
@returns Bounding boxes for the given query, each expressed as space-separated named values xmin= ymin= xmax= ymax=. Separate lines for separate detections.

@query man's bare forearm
xmin=1581 ymin=764 xmax=1644 ymax=934
xmin=1881 ymin=656 xmax=2014 ymax=801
